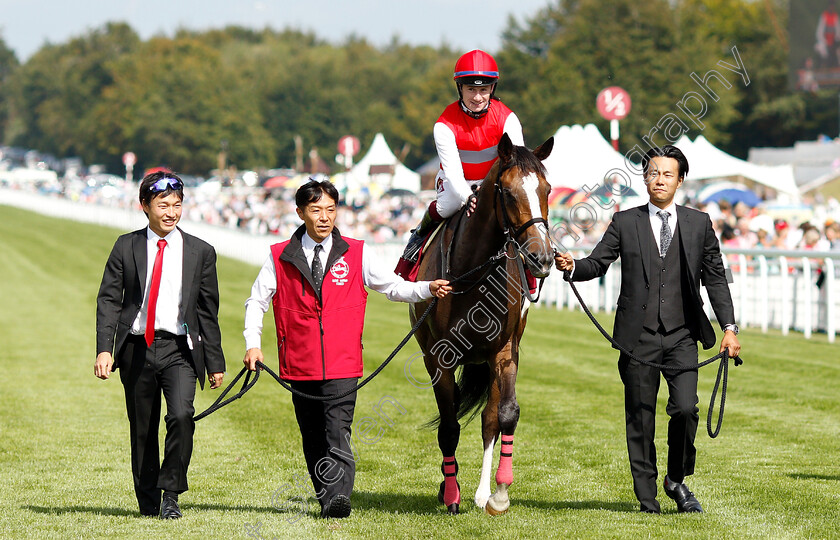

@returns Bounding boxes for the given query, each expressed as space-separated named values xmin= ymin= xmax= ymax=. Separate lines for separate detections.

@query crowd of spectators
xmin=705 ymin=199 xmax=840 ymax=251
xmin=0 ymin=174 xmax=425 ymax=243
xmin=4 ymin=173 xmax=840 ymax=253
xmin=181 ymin=185 xmax=423 ymax=242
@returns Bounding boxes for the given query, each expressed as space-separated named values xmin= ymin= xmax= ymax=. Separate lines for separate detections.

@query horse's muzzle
xmin=525 ymin=251 xmax=553 ymax=278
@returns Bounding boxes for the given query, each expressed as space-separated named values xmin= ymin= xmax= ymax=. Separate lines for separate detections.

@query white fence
xmin=533 ymin=247 xmax=840 ymax=343
xmin=2 ymin=187 xmax=838 ymax=342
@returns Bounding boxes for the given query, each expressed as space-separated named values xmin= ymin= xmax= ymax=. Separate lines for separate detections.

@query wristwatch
xmin=723 ymin=324 xmax=739 ymax=335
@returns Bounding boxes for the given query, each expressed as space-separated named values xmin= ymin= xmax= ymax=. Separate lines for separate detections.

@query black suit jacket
xmin=96 ymin=227 xmax=225 ymax=388
xmin=569 ymin=204 xmax=735 ymax=351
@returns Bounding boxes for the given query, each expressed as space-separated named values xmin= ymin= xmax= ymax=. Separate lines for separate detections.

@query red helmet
xmin=453 ymin=50 xmax=499 ymax=86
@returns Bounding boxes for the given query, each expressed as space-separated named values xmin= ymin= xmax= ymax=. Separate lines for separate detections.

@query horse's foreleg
xmin=486 ymin=345 xmax=520 ymax=516
xmin=475 ymin=380 xmax=501 ymax=509
xmin=429 ymin=366 xmax=461 ymax=514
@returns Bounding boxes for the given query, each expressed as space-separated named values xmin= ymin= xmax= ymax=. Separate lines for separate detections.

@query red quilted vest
xmin=270 ymin=236 xmax=368 ymax=380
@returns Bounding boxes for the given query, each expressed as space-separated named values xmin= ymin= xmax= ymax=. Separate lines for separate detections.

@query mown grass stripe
xmin=1 ymin=204 xmax=839 ymax=539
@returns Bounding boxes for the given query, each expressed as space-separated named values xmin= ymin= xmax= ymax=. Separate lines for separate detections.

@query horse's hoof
xmin=485 ymin=499 xmax=509 ymax=516
xmin=446 ymin=503 xmax=460 ymax=515
xmin=485 ymin=485 xmax=510 ymax=516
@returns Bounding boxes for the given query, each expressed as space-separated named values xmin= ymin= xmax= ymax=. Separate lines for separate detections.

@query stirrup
xmin=401 ymin=230 xmax=424 ymax=263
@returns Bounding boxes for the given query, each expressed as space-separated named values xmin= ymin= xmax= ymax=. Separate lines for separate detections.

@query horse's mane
xmin=479 ymin=143 xmax=547 ymax=191
xmin=508 ymin=145 xmax=547 ymax=176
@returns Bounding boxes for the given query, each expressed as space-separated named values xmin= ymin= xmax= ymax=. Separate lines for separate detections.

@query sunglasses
xmin=148 ymin=177 xmax=184 ymax=193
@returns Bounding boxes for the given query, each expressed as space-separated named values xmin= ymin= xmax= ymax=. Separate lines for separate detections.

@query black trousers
xmin=289 ymin=378 xmax=358 ymax=509
xmin=120 ymin=334 xmax=197 ymax=514
xmin=618 ymin=326 xmax=699 ymax=513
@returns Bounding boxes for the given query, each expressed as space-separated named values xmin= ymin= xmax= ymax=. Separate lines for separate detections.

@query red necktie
xmin=144 ymin=239 xmax=167 ymax=346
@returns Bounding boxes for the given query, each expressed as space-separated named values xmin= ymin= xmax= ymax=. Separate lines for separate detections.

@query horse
xmin=410 ymin=133 xmax=554 ymax=515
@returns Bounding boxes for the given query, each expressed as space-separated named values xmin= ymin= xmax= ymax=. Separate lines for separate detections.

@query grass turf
xmin=0 ymin=204 xmax=839 ymax=539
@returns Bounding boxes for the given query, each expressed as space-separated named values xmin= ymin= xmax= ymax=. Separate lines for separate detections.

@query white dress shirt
xmin=131 ymin=227 xmax=185 ymax=336
xmin=568 ymin=201 xmax=679 ymax=277
xmin=648 ymin=201 xmax=678 ymax=250
xmin=243 ymin=232 xmax=435 ymax=350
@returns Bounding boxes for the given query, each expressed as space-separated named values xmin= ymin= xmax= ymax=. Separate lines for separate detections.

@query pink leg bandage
xmin=442 ymin=456 xmax=460 ymax=506
xmin=495 ymin=435 xmax=514 ymax=486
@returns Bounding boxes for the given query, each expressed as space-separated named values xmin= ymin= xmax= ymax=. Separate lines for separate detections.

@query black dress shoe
xmin=160 ymin=495 xmax=182 ymax=519
xmin=664 ymin=481 xmax=703 ymax=513
xmin=140 ymin=509 xmax=159 ymax=517
xmin=640 ymin=507 xmax=661 ymax=514
xmin=321 ymin=494 xmax=351 ymax=519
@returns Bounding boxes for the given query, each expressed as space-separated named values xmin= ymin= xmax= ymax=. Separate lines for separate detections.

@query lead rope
xmin=194 ymin=297 xmax=438 ymax=420
xmin=566 ymin=280 xmax=742 ymax=438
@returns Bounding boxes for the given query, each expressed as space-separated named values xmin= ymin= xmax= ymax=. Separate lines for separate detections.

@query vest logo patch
xmin=330 ymin=256 xmax=350 ymax=285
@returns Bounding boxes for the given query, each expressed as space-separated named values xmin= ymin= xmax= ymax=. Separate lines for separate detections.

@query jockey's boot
xmin=394 ymin=208 xmax=439 ymax=278
xmin=401 ymin=208 xmax=437 ymax=263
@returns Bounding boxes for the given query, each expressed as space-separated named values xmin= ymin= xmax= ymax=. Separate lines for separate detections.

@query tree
xmin=91 ymin=35 xmax=274 ymax=173
xmin=6 ymin=23 xmax=139 ymax=161
xmin=499 ymin=0 xmax=750 ymax=156
xmin=0 ymin=34 xmax=20 ymax=143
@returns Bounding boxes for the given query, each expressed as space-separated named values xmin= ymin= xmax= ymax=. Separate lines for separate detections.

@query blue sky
xmin=0 ymin=0 xmax=552 ymax=61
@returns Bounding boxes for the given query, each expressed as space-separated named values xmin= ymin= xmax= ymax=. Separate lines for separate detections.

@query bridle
xmin=442 ymin=161 xmax=551 ymax=302
xmin=492 ymin=163 xmax=550 ymax=259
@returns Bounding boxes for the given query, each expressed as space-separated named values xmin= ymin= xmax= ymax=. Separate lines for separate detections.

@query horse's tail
xmin=424 ymin=363 xmax=493 ymax=428
xmin=456 ymin=363 xmax=493 ymax=424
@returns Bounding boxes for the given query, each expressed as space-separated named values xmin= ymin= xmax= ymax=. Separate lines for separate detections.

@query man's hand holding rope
xmin=720 ymin=329 xmax=740 ymax=360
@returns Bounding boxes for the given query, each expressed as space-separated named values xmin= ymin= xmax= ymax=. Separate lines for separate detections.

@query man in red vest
xmin=395 ymin=49 xmax=525 ymax=277
xmin=243 ymin=179 xmax=451 ymax=518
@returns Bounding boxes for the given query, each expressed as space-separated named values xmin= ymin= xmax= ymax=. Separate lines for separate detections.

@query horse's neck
xmin=449 ymin=183 xmax=506 ymax=272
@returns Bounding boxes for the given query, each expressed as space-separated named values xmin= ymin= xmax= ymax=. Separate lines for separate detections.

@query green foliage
xmin=0 ymin=2 xmax=831 ymax=173
xmin=0 ymin=33 xmax=19 ymax=143
xmin=2 ymin=204 xmax=840 ymax=539
xmin=5 ymin=23 xmax=139 ymax=161
xmin=90 ymin=35 xmax=275 ymax=173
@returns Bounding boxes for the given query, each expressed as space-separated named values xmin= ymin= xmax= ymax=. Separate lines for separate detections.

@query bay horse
xmin=410 ymin=133 xmax=554 ymax=515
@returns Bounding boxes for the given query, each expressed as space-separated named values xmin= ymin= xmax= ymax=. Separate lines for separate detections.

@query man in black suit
xmin=555 ymin=145 xmax=741 ymax=514
xmin=95 ymin=172 xmax=226 ymax=519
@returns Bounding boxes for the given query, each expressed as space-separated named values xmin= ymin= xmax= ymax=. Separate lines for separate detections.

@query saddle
xmin=394 ymin=221 xmax=446 ymax=282
xmin=396 ymin=210 xmax=537 ymax=296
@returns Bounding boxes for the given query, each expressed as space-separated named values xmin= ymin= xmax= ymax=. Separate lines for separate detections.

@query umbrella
xmin=384 ymin=188 xmax=416 ymax=198
xmin=698 ymin=187 xmax=761 ymax=208
xmin=549 ymin=186 xmax=576 ymax=208
xmin=588 ymin=183 xmax=639 ymax=199
xmin=262 ymin=176 xmax=291 ymax=189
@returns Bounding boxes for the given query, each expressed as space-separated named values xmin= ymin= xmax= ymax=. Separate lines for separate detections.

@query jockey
xmin=396 ymin=49 xmax=525 ymax=273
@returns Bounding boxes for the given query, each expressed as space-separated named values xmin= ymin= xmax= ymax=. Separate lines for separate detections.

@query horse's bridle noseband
xmin=493 ymin=165 xmax=549 ymax=244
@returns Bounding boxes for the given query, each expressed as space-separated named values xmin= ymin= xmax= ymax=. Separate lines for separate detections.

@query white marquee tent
xmin=343 ymin=133 xmax=420 ymax=199
xmin=541 ymin=123 xmax=637 ymax=190
xmin=674 ymin=135 xmax=799 ymax=200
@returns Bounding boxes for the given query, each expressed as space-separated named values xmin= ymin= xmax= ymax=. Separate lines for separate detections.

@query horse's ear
xmin=533 ymin=137 xmax=554 ymax=161
xmin=498 ymin=132 xmax=513 ymax=163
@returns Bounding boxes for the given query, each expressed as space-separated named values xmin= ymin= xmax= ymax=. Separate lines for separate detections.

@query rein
xmin=565 ymin=279 xmax=743 ymax=438
xmin=441 ymin=164 xmax=549 ymax=303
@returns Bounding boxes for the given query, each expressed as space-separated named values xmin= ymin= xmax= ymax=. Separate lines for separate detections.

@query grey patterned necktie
xmin=657 ymin=210 xmax=672 ymax=257
xmin=311 ymin=244 xmax=324 ymax=290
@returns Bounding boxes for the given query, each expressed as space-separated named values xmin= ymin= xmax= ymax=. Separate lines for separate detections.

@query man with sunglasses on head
xmin=95 ymin=171 xmax=226 ymax=520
